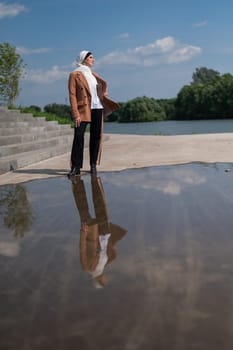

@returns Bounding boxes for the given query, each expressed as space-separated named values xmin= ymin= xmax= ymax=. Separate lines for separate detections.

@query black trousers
xmin=72 ymin=177 xmax=110 ymax=234
xmin=71 ymin=109 xmax=103 ymax=169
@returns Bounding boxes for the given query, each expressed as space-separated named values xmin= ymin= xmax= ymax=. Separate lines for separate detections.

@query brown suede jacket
xmin=68 ymin=70 xmax=119 ymax=122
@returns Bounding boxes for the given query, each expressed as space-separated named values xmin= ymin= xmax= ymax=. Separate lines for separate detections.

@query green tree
xmin=105 ymin=102 xmax=125 ymax=122
xmin=118 ymin=96 xmax=166 ymax=122
xmin=0 ymin=184 xmax=33 ymax=237
xmin=44 ymin=103 xmax=71 ymax=119
xmin=210 ymin=74 xmax=233 ymax=118
xmin=0 ymin=42 xmax=25 ymax=106
xmin=157 ymin=98 xmax=176 ymax=119
xmin=175 ymin=72 xmax=233 ymax=119
xmin=29 ymin=105 xmax=41 ymax=112
xmin=192 ymin=67 xmax=220 ymax=85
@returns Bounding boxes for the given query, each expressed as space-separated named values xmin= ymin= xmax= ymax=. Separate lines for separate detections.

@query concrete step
xmin=0 ymin=134 xmax=73 ymax=157
xmin=0 ymin=108 xmax=41 ymax=120
xmin=0 ymin=126 xmax=55 ymax=136
xmin=0 ymin=107 xmax=75 ymax=174
xmin=0 ymin=129 xmax=73 ymax=145
xmin=0 ymin=107 xmax=22 ymax=116
xmin=0 ymin=113 xmax=44 ymax=121
xmin=0 ymin=123 xmax=72 ymax=136
xmin=0 ymin=115 xmax=72 ymax=127
xmin=0 ymin=144 xmax=72 ymax=174
xmin=0 ymin=120 xmax=60 ymax=128
xmin=0 ymin=109 xmax=72 ymax=125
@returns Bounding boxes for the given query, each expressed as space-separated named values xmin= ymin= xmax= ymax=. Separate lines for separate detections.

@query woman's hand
xmin=75 ymin=116 xmax=81 ymax=127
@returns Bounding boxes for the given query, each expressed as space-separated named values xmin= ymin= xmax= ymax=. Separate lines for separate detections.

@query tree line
xmin=175 ymin=69 xmax=233 ymax=119
xmin=1 ymin=42 xmax=233 ymax=122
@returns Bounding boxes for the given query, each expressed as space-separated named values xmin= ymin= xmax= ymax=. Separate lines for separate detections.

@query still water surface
xmin=1 ymin=163 xmax=233 ymax=349
xmin=104 ymin=119 xmax=233 ymax=135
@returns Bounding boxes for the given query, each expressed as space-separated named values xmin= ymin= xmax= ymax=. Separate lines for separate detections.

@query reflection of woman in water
xmin=72 ymin=177 xmax=127 ymax=288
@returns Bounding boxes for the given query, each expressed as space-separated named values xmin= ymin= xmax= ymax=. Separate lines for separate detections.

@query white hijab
xmin=74 ymin=50 xmax=92 ymax=74
xmin=76 ymin=50 xmax=90 ymax=66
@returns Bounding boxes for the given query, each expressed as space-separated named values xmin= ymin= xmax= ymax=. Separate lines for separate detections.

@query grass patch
xmin=18 ymin=107 xmax=74 ymax=127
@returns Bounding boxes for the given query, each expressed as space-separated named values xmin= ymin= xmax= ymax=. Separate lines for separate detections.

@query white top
xmin=90 ymin=233 xmax=111 ymax=278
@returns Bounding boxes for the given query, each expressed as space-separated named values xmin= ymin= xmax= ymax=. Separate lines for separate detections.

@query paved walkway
xmin=1 ymin=132 xmax=233 ymax=185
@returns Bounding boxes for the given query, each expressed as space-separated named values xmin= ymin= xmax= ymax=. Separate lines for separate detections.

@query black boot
xmin=68 ymin=167 xmax=80 ymax=177
xmin=90 ymin=164 xmax=97 ymax=175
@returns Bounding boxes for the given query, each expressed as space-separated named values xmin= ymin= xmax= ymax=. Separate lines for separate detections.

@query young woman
xmin=68 ymin=50 xmax=119 ymax=176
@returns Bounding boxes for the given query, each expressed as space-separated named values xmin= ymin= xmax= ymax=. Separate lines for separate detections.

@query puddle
xmin=1 ymin=163 xmax=233 ymax=349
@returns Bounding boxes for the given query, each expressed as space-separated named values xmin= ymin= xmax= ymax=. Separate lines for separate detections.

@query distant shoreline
xmin=104 ymin=119 xmax=233 ymax=136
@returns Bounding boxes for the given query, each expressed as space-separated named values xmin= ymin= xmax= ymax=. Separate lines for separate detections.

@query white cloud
xmin=104 ymin=167 xmax=206 ymax=196
xmin=25 ymin=65 xmax=68 ymax=84
xmin=193 ymin=20 xmax=208 ymax=28
xmin=148 ymin=171 xmax=206 ymax=195
xmin=117 ymin=32 xmax=130 ymax=40
xmin=154 ymin=169 xmax=206 ymax=195
xmin=0 ymin=241 xmax=19 ymax=257
xmin=134 ymin=36 xmax=176 ymax=55
xmin=96 ymin=36 xmax=202 ymax=67
xmin=17 ymin=46 xmax=53 ymax=55
xmin=166 ymin=46 xmax=202 ymax=64
xmin=0 ymin=2 xmax=28 ymax=18
xmin=21 ymin=36 xmax=201 ymax=87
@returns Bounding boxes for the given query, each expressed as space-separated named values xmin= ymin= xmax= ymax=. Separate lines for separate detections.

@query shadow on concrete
xmin=13 ymin=168 xmax=68 ymax=176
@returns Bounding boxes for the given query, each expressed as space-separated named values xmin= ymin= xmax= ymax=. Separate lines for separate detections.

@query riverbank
xmin=104 ymin=119 xmax=233 ymax=135
xmin=1 ymin=132 xmax=233 ymax=185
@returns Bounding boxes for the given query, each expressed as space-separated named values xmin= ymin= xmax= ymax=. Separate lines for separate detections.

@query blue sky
xmin=1 ymin=0 xmax=233 ymax=108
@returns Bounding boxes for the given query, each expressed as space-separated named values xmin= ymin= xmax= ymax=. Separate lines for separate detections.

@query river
xmin=104 ymin=119 xmax=233 ymax=135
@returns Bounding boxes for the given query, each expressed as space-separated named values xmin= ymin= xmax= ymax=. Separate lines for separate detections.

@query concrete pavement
xmin=1 ymin=132 xmax=233 ymax=185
